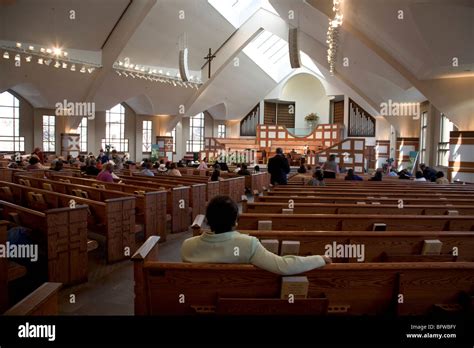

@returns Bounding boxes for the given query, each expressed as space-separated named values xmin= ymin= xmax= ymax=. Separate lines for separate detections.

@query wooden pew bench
xmin=255 ymin=194 xmax=474 ymax=206
xmin=1 ymin=180 xmax=136 ymax=263
xmin=132 ymin=237 xmax=474 ymax=316
xmin=243 ymin=200 xmax=474 ymax=216
xmin=236 ymin=213 xmax=474 ymax=232
xmin=3 ymin=282 xmax=62 ymax=315
xmin=191 ymin=215 xmax=474 ymax=262
xmin=44 ymin=174 xmax=168 ymax=240
xmin=0 ymin=200 xmax=88 ymax=285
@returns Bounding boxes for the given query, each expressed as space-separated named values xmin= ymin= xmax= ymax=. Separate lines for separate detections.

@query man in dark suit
xmin=268 ymin=147 xmax=290 ymax=185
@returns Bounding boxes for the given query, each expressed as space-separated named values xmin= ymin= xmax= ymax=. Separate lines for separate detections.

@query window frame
xmin=102 ymin=104 xmax=128 ymax=152
xmin=187 ymin=113 xmax=205 ymax=152
xmin=142 ymin=120 xmax=153 ymax=153
xmin=0 ymin=91 xmax=24 ymax=152
xmin=217 ymin=124 xmax=226 ymax=138
xmin=42 ymin=115 xmax=56 ymax=153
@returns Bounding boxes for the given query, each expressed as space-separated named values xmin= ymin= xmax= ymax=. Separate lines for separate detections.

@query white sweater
xmin=181 ymin=231 xmax=326 ymax=275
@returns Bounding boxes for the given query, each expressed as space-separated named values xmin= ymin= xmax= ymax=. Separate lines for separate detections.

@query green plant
xmin=304 ymin=113 xmax=319 ymax=122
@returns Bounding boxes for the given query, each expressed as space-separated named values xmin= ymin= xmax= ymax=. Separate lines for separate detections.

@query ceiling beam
xmin=83 ymin=0 xmax=157 ymax=103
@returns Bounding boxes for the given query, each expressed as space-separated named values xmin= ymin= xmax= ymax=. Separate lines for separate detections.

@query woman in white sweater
xmin=181 ymin=196 xmax=331 ymax=275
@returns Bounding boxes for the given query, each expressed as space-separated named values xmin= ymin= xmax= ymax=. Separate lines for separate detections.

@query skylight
xmin=242 ymin=30 xmax=292 ymax=82
xmin=208 ymin=0 xmax=278 ymax=29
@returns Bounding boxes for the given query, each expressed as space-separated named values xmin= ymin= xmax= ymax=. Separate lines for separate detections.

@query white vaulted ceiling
xmin=0 ymin=0 xmax=472 ymax=128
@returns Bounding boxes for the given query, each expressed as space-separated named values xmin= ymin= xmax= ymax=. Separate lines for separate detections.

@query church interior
xmin=0 ymin=0 xmax=473 ymax=344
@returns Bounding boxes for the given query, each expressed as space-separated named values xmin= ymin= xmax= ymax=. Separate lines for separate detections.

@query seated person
xmin=237 ymin=163 xmax=251 ymax=176
xmin=97 ymin=163 xmax=114 ymax=182
xmin=141 ymin=162 xmax=154 ymax=176
xmin=181 ymin=196 xmax=331 ymax=275
xmin=51 ymin=160 xmax=63 ymax=171
xmin=253 ymin=165 xmax=260 ymax=173
xmin=84 ymin=159 xmax=100 ymax=176
xmin=197 ymin=159 xmax=208 ymax=171
xmin=344 ymin=168 xmax=363 ymax=181
xmin=435 ymin=171 xmax=449 ymax=184
xmin=209 ymin=169 xmax=223 ymax=182
xmin=297 ymin=164 xmax=307 ymax=174
xmin=387 ymin=169 xmax=398 ymax=177
xmin=322 ymin=154 xmax=339 ymax=179
xmin=307 ymin=170 xmax=325 ymax=186
xmin=414 ymin=171 xmax=427 ymax=182
xmin=219 ymin=161 xmax=229 ymax=172
xmin=398 ymin=169 xmax=411 ymax=180
xmin=369 ymin=169 xmax=383 ymax=181
xmin=168 ymin=163 xmax=182 ymax=176
xmin=420 ymin=163 xmax=437 ymax=182
xmin=26 ymin=155 xmax=42 ymax=171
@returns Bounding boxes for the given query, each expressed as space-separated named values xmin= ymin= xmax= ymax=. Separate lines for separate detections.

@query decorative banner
xmin=61 ymin=133 xmax=80 ymax=158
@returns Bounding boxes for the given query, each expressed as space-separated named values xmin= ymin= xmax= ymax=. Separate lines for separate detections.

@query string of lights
xmin=326 ymin=0 xmax=343 ymax=75
xmin=113 ymin=60 xmax=202 ymax=89
xmin=1 ymin=42 xmax=101 ymax=73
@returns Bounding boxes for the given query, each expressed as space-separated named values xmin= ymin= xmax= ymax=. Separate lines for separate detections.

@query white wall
xmin=279 ymin=73 xmax=331 ymax=129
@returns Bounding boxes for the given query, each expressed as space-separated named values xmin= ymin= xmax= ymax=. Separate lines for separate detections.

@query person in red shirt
xmin=97 ymin=163 xmax=114 ymax=182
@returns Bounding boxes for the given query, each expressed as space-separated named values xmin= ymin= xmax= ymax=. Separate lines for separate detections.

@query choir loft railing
xmin=240 ymin=104 xmax=259 ymax=136
xmin=348 ymin=98 xmax=376 ymax=137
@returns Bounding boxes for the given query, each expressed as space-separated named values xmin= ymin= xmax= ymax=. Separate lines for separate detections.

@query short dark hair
xmin=206 ymin=196 xmax=238 ymax=234
xmin=276 ymin=148 xmax=283 ymax=154
xmin=415 ymin=171 xmax=424 ymax=179
xmin=29 ymin=156 xmax=39 ymax=165
xmin=436 ymin=171 xmax=444 ymax=178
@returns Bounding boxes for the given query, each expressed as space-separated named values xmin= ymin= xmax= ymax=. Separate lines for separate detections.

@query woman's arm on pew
xmin=249 ymin=239 xmax=331 ymax=275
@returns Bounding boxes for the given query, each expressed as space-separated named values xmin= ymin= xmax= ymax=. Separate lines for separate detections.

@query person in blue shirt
xmin=344 ymin=168 xmax=363 ymax=181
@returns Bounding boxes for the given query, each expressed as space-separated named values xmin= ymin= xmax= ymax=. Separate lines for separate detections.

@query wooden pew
xmin=241 ymin=230 xmax=474 ymax=262
xmin=264 ymin=189 xmax=471 ymax=199
xmin=271 ymin=185 xmax=474 ymax=194
xmin=133 ymin=237 xmax=474 ymax=316
xmin=40 ymin=174 xmax=168 ymax=241
xmin=236 ymin=213 xmax=474 ymax=232
xmin=117 ymin=174 xmax=204 ymax=221
xmin=127 ymin=171 xmax=245 ymax=203
xmin=191 ymin=216 xmax=474 ymax=262
xmin=4 ymin=282 xmax=62 ymax=315
xmin=0 ymin=220 xmax=24 ymax=312
xmin=243 ymin=201 xmax=474 ymax=215
xmin=255 ymin=195 xmax=474 ymax=206
xmin=0 ymin=200 xmax=88 ymax=284
xmin=0 ymin=180 xmax=136 ymax=263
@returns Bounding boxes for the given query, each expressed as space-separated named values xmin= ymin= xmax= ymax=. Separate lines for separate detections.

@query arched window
xmin=0 ymin=91 xmax=24 ymax=152
xmin=102 ymin=104 xmax=128 ymax=152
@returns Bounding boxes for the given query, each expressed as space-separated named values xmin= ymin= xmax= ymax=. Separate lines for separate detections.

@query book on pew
xmin=422 ymin=239 xmax=442 ymax=255
xmin=281 ymin=276 xmax=309 ymax=300
xmin=281 ymin=241 xmax=300 ymax=256
xmin=261 ymin=239 xmax=279 ymax=254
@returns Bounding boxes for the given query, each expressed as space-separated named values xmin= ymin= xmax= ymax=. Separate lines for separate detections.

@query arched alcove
xmin=279 ymin=73 xmax=331 ymax=129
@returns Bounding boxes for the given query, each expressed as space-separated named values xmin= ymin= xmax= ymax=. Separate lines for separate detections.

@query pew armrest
xmin=4 ymin=282 xmax=62 ymax=316
xmin=191 ymin=214 xmax=205 ymax=236
xmin=131 ymin=236 xmax=160 ymax=261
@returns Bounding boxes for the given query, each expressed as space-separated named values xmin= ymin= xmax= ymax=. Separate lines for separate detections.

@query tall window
xmin=187 ymin=112 xmax=204 ymax=152
xmin=0 ymin=91 xmax=24 ymax=151
xmin=437 ymin=114 xmax=456 ymax=167
xmin=419 ymin=111 xmax=428 ymax=163
xmin=217 ymin=124 xmax=226 ymax=138
xmin=171 ymin=127 xmax=176 ymax=153
xmin=72 ymin=117 xmax=88 ymax=153
xmin=142 ymin=120 xmax=152 ymax=152
xmin=43 ymin=115 xmax=56 ymax=152
xmin=102 ymin=104 xmax=128 ymax=152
